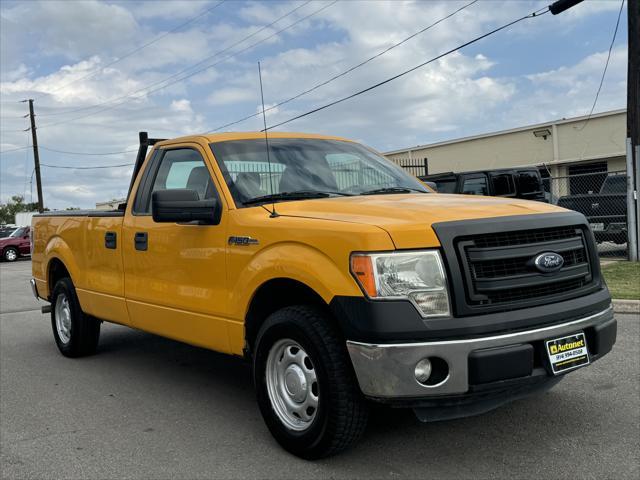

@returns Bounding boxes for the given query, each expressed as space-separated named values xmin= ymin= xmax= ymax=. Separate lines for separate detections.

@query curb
xmin=612 ymin=299 xmax=640 ymax=314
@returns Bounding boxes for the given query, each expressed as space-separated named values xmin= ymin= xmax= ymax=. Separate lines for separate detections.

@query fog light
xmin=414 ymin=358 xmax=432 ymax=384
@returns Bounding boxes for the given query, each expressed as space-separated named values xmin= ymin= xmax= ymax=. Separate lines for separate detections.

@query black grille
xmin=471 ymin=248 xmax=586 ymax=279
xmin=482 ymin=278 xmax=587 ymax=304
xmin=471 ymin=226 xmax=579 ymax=248
xmin=457 ymin=225 xmax=593 ymax=308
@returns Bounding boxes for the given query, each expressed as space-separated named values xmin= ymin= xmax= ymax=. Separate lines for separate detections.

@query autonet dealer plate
xmin=546 ymin=332 xmax=590 ymax=375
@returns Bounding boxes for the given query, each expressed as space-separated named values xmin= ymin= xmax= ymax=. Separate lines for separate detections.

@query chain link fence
xmin=543 ymin=169 xmax=628 ymax=259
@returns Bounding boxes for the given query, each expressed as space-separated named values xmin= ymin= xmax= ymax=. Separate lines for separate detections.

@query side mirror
xmin=424 ymin=181 xmax=438 ymax=192
xmin=152 ymin=189 xmax=218 ymax=224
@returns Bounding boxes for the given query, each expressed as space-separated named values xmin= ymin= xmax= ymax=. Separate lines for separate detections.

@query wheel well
xmin=48 ymin=258 xmax=70 ymax=299
xmin=245 ymin=278 xmax=328 ymax=355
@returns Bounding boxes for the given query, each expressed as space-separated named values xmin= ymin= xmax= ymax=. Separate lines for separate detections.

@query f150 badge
xmin=533 ymin=252 xmax=564 ymax=273
xmin=228 ymin=236 xmax=259 ymax=246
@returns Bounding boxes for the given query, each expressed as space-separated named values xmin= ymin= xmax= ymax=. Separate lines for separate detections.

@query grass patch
xmin=601 ymin=261 xmax=640 ymax=300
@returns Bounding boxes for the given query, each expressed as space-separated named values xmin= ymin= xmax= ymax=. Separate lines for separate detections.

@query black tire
xmin=253 ymin=305 xmax=368 ymax=459
xmin=3 ymin=247 xmax=19 ymax=262
xmin=51 ymin=277 xmax=100 ymax=357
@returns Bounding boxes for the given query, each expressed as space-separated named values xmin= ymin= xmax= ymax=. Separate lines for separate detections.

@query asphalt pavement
xmin=1 ymin=259 xmax=638 ymax=479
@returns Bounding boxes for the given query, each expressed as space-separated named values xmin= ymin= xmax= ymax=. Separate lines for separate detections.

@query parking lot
xmin=1 ymin=259 xmax=638 ymax=479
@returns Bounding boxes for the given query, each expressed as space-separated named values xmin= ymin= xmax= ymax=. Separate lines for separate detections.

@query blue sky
xmin=0 ymin=0 xmax=628 ymax=209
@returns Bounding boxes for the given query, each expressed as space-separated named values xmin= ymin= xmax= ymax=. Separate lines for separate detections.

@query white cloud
xmin=2 ymin=0 xmax=138 ymax=61
xmin=170 ymin=99 xmax=193 ymax=113
xmin=208 ymin=87 xmax=256 ymax=106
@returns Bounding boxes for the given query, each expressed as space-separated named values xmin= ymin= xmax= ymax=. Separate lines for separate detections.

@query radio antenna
xmin=258 ymin=61 xmax=278 ymax=218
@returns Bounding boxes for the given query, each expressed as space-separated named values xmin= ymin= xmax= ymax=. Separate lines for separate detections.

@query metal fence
xmin=396 ymin=157 xmax=428 ymax=177
xmin=544 ymin=169 xmax=629 ymax=259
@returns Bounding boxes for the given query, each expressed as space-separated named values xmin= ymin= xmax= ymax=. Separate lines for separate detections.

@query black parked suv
xmin=421 ymin=168 xmax=546 ymax=202
xmin=557 ymin=175 xmax=627 ymax=244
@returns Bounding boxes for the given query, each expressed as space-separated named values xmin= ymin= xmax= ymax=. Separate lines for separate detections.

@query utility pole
xmin=26 ymin=99 xmax=43 ymax=213
xmin=627 ymin=0 xmax=640 ymax=260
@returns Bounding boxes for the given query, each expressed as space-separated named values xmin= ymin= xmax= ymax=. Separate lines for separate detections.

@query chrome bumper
xmin=346 ymin=306 xmax=614 ymax=398
xmin=29 ymin=278 xmax=39 ymax=300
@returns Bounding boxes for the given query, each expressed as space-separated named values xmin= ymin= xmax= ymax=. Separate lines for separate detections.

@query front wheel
xmin=253 ymin=305 xmax=368 ymax=459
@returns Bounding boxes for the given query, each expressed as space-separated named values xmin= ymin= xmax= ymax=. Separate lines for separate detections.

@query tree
xmin=0 ymin=196 xmax=40 ymax=225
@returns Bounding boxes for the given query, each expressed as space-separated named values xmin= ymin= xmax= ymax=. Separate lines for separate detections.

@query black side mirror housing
xmin=152 ymin=189 xmax=219 ymax=224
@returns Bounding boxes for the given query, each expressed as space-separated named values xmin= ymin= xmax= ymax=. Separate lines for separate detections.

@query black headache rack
xmin=123 ymin=131 xmax=167 ymax=208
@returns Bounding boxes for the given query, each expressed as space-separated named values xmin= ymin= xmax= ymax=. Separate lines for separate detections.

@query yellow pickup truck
xmin=30 ymin=131 xmax=615 ymax=458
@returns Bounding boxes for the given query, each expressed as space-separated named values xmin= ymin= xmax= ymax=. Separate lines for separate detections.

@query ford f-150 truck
xmin=31 ymin=132 xmax=615 ymax=459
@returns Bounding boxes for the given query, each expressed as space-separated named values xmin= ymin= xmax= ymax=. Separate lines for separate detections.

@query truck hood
xmin=272 ymin=193 xmax=567 ymax=249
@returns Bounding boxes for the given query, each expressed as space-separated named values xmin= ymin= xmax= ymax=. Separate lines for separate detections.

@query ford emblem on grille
xmin=533 ymin=252 xmax=564 ymax=273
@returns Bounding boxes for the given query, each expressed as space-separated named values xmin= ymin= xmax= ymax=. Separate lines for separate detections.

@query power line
xmin=575 ymin=0 xmax=625 ymax=131
xmin=41 ymin=162 xmax=133 ymax=170
xmin=209 ymin=0 xmax=478 ymax=132
xmin=0 ymin=146 xmax=30 ymax=154
xmin=39 ymin=146 xmax=139 ymax=155
xmin=1 ymin=145 xmax=137 ymax=155
xmin=38 ymin=0 xmax=333 ymax=129
xmin=0 ymin=128 xmax=29 ymax=133
xmin=36 ymin=0 xmax=321 ymax=126
xmin=265 ymin=6 xmax=550 ymax=131
xmin=36 ymin=0 xmax=227 ymax=103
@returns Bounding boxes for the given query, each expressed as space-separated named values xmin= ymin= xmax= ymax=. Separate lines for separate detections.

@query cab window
xmin=139 ymin=149 xmax=217 ymax=214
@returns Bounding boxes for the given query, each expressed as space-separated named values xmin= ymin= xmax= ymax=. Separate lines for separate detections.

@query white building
xmin=95 ymin=198 xmax=125 ymax=211
xmin=385 ymin=109 xmax=627 ymax=197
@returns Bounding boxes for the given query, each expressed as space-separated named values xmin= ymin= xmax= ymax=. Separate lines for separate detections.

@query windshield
xmin=9 ymin=227 xmax=26 ymax=238
xmin=210 ymin=138 xmax=428 ymax=206
xmin=601 ymin=175 xmax=626 ymax=193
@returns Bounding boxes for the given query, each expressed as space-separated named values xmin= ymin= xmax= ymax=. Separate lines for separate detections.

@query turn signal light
xmin=350 ymin=255 xmax=377 ymax=297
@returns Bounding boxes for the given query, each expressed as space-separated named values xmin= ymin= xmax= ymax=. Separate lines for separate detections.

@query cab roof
xmin=155 ymin=131 xmax=352 ymax=147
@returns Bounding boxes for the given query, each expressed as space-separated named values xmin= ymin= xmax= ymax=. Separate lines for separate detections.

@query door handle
xmin=134 ymin=232 xmax=148 ymax=251
xmin=105 ymin=231 xmax=117 ymax=249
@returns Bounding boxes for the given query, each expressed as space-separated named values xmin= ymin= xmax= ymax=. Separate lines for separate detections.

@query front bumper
xmin=347 ymin=305 xmax=615 ymax=398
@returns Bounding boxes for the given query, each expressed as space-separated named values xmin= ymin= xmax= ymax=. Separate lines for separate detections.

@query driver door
xmin=122 ymin=143 xmax=232 ymax=353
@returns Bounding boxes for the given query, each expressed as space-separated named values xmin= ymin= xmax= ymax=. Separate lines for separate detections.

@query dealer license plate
xmin=545 ymin=332 xmax=590 ymax=375
xmin=590 ymin=222 xmax=604 ymax=231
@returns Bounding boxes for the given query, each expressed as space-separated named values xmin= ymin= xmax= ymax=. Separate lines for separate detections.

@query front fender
xmin=228 ymin=241 xmax=363 ymax=321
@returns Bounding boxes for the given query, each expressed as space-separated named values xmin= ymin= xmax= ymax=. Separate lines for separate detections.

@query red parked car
xmin=0 ymin=226 xmax=31 ymax=262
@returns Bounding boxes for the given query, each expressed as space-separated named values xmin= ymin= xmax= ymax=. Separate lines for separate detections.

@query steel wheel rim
xmin=265 ymin=339 xmax=319 ymax=431
xmin=5 ymin=249 xmax=16 ymax=261
xmin=55 ymin=293 xmax=72 ymax=344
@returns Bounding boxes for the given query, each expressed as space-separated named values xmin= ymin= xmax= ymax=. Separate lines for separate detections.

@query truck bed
xmin=32 ymin=210 xmax=127 ymax=325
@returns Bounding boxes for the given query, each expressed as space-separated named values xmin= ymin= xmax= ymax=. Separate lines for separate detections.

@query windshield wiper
xmin=360 ymin=186 xmax=427 ymax=195
xmin=243 ymin=190 xmax=352 ymax=206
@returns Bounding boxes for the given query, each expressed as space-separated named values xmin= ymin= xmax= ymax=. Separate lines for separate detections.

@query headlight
xmin=350 ymin=250 xmax=450 ymax=318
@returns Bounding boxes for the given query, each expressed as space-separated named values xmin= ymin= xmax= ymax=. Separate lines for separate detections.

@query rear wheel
xmin=253 ymin=305 xmax=368 ymax=459
xmin=3 ymin=247 xmax=18 ymax=262
xmin=51 ymin=277 xmax=100 ymax=357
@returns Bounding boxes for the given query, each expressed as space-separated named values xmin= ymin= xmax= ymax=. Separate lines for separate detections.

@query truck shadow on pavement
xmin=91 ymin=322 xmax=605 ymax=467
